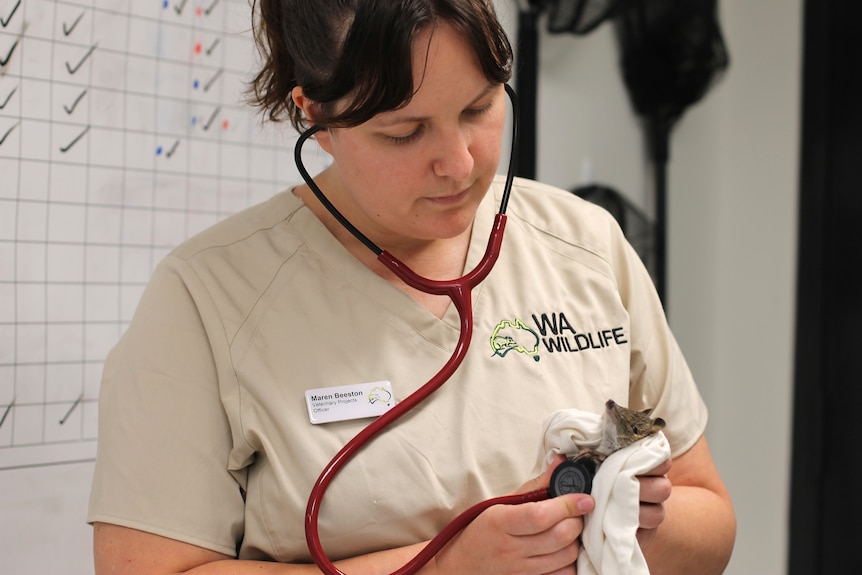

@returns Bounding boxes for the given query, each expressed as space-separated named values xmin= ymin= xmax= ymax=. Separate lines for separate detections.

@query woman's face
xmin=318 ymin=22 xmax=507 ymax=252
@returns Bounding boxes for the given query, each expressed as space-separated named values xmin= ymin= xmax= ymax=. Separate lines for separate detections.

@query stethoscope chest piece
xmin=548 ymin=457 xmax=597 ymax=497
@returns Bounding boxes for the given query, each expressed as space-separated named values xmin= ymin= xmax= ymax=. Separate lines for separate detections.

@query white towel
xmin=533 ymin=408 xmax=671 ymax=575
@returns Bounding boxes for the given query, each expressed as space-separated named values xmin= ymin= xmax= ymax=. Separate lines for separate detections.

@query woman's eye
xmin=464 ymin=102 xmax=494 ymax=117
xmin=386 ymin=125 xmax=423 ymax=145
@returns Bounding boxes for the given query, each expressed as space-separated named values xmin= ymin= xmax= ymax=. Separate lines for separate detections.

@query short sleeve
xmin=87 ymin=257 xmax=245 ymax=556
xmin=613 ymin=231 xmax=708 ymax=457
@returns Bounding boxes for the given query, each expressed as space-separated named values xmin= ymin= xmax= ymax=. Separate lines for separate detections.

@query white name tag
xmin=305 ymin=381 xmax=396 ymax=424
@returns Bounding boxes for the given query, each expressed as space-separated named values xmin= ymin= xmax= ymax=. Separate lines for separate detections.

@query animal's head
xmin=602 ymin=399 xmax=665 ymax=450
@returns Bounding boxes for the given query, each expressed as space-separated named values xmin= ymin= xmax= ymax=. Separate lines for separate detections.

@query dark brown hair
xmin=249 ymin=0 xmax=513 ymax=131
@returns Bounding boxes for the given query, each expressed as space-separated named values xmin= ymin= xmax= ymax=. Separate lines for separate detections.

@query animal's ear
xmin=641 ymin=408 xmax=654 ymax=416
xmin=652 ymin=418 xmax=666 ymax=431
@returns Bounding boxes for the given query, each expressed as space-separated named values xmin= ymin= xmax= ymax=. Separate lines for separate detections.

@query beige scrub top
xmin=88 ymin=176 xmax=707 ymax=562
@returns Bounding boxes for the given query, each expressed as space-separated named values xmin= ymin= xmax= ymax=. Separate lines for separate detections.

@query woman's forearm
xmin=642 ymin=484 xmax=736 ymax=575
xmin=182 ymin=542 xmax=434 ymax=575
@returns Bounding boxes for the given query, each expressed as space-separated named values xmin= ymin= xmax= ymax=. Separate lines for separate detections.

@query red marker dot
xmin=196 ymin=6 xmax=203 ymax=17
xmin=194 ymin=43 xmax=202 ymax=54
xmin=222 ymin=119 xmax=230 ymax=130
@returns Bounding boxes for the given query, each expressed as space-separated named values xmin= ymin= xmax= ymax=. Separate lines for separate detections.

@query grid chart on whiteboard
xmin=0 ymin=0 xmax=321 ymax=470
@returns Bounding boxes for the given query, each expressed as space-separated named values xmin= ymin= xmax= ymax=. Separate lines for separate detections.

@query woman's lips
xmin=426 ymin=188 xmax=470 ymax=206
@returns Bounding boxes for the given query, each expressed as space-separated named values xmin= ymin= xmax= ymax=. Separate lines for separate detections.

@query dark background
xmin=790 ymin=0 xmax=862 ymax=572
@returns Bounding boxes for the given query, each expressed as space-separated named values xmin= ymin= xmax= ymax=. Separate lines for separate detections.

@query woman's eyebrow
xmin=373 ymin=83 xmax=498 ymax=128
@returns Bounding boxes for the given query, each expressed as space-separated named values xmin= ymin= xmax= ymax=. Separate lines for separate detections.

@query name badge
xmin=305 ymin=381 xmax=396 ymax=424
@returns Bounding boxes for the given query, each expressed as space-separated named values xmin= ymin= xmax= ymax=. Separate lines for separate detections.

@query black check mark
xmin=0 ymin=39 xmax=19 ymax=67
xmin=203 ymin=0 xmax=220 ymax=16
xmin=63 ymin=12 xmax=85 ymax=36
xmin=1 ymin=0 xmax=21 ymax=28
xmin=202 ymin=106 xmax=221 ymax=131
xmin=165 ymin=139 xmax=180 ymax=158
xmin=58 ymin=394 xmax=83 ymax=425
xmin=59 ymin=125 xmax=90 ymax=152
xmin=0 ymin=397 xmax=14 ymax=428
xmin=205 ymin=37 xmax=220 ymax=56
xmin=65 ymin=43 xmax=98 ymax=75
xmin=174 ymin=0 xmax=189 ymax=15
xmin=203 ymin=68 xmax=222 ymax=92
xmin=63 ymin=89 xmax=87 ymax=114
xmin=0 ymin=122 xmax=18 ymax=146
xmin=0 ymin=86 xmax=17 ymax=109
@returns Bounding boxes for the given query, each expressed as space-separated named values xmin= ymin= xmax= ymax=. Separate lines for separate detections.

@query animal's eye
xmin=631 ymin=425 xmax=639 ymax=434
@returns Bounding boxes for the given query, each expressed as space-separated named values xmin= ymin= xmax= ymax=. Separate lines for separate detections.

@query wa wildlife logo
xmin=490 ymin=313 xmax=629 ymax=362
xmin=490 ymin=318 xmax=540 ymax=361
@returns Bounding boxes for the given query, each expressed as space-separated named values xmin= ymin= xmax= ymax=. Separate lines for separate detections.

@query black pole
xmin=515 ymin=3 xmax=541 ymax=180
xmin=650 ymin=116 xmax=670 ymax=306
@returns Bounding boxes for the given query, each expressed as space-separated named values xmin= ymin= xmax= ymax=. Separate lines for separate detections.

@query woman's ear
xmin=292 ymin=86 xmax=333 ymax=153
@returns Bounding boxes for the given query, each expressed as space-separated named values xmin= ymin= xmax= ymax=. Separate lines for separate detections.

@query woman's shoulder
xmin=495 ymin=176 xmax=629 ymax=258
xmin=147 ymin=188 xmax=310 ymax=313
xmin=138 ymin=190 xmax=310 ymax=344
xmin=169 ymin=189 xmax=305 ymax=263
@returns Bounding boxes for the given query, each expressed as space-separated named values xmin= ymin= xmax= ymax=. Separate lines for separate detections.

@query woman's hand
xmin=433 ymin=457 xmax=594 ymax=575
xmin=636 ymin=457 xmax=673 ymax=550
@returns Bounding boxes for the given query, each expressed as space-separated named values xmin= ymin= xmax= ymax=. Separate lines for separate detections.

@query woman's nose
xmin=432 ymin=127 xmax=474 ymax=180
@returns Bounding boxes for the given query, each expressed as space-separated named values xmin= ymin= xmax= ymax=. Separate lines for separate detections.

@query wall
xmin=497 ymin=1 xmax=801 ymax=573
xmin=0 ymin=1 xmax=313 ymax=573
xmin=671 ymin=4 xmax=800 ymax=573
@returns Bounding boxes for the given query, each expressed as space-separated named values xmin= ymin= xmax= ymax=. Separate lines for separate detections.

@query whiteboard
xmin=0 ymin=1 xmax=325 ymax=572
xmin=0 ymin=0 xmax=322 ymax=469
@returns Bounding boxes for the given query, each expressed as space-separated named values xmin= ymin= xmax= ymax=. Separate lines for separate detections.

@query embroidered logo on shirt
xmin=490 ymin=318 xmax=541 ymax=360
xmin=490 ymin=312 xmax=629 ymax=360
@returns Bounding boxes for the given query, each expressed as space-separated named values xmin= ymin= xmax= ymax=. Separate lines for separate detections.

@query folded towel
xmin=533 ymin=408 xmax=671 ymax=575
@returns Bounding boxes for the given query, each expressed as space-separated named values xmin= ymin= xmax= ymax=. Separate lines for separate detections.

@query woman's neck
xmin=293 ymin=181 xmax=473 ymax=319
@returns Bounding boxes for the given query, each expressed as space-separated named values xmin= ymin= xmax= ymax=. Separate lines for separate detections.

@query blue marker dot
xmin=191 ymin=116 xmax=198 ymax=126
xmin=156 ymin=146 xmax=164 ymax=156
xmin=193 ymin=79 xmax=200 ymax=89
xmin=163 ymin=0 xmax=169 ymax=8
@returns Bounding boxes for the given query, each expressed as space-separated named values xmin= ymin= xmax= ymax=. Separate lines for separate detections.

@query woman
xmin=89 ymin=1 xmax=735 ymax=573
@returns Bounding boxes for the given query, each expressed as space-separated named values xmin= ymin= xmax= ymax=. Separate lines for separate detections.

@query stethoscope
xmin=294 ymin=84 xmax=553 ymax=575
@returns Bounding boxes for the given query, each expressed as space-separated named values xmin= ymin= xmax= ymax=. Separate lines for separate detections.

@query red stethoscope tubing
xmin=296 ymin=85 xmax=548 ymax=575
xmin=303 ymin=217 xmax=549 ymax=575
